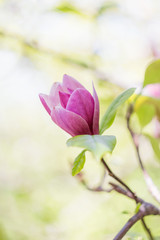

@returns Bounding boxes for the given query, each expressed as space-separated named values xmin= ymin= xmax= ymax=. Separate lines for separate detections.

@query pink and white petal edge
xmin=39 ymin=94 xmax=52 ymax=115
xmin=62 ymin=74 xmax=85 ymax=91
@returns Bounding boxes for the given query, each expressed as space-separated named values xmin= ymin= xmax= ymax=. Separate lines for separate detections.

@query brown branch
xmin=76 ymin=164 xmax=159 ymax=240
xmin=101 ymin=158 xmax=138 ymax=202
xmin=101 ymin=158 xmax=155 ymax=240
xmin=113 ymin=203 xmax=160 ymax=240
xmin=77 ymin=171 xmax=113 ymax=193
xmin=114 ymin=212 xmax=142 ymax=240
xmin=141 ymin=219 xmax=154 ymax=240
xmin=77 ymin=172 xmax=160 ymax=240
xmin=126 ymin=104 xmax=160 ymax=204
xmin=79 ymin=179 xmax=160 ymax=217
xmin=109 ymin=182 xmax=160 ymax=216
xmin=109 ymin=182 xmax=144 ymax=203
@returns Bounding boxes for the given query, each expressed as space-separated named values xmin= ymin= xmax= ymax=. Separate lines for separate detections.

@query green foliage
xmin=100 ymin=88 xmax=136 ymax=134
xmin=144 ymin=134 xmax=160 ymax=162
xmin=121 ymin=210 xmax=130 ymax=215
xmin=67 ymin=135 xmax=116 ymax=160
xmin=0 ymin=225 xmax=8 ymax=240
xmin=53 ymin=1 xmax=117 ymax=19
xmin=135 ymin=103 xmax=155 ymax=127
xmin=72 ymin=150 xmax=86 ymax=176
xmin=95 ymin=2 xmax=117 ymax=18
xmin=134 ymin=95 xmax=160 ymax=121
xmin=53 ymin=1 xmax=84 ymax=16
xmin=134 ymin=203 xmax=141 ymax=214
xmin=143 ymin=59 xmax=160 ymax=87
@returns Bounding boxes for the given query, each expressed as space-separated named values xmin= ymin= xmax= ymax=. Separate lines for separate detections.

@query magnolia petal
xmin=62 ymin=74 xmax=85 ymax=91
xmin=59 ymin=91 xmax=70 ymax=108
xmin=39 ymin=94 xmax=54 ymax=115
xmin=143 ymin=83 xmax=160 ymax=99
xmin=92 ymin=83 xmax=100 ymax=134
xmin=49 ymin=82 xmax=64 ymax=105
xmin=51 ymin=106 xmax=91 ymax=136
xmin=66 ymin=89 xmax=94 ymax=130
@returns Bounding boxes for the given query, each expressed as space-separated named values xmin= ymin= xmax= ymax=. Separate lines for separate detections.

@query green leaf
xmin=143 ymin=59 xmax=160 ymax=87
xmin=67 ymin=135 xmax=116 ymax=160
xmin=121 ymin=210 xmax=130 ymax=215
xmin=72 ymin=150 xmax=86 ymax=176
xmin=100 ymin=88 xmax=136 ymax=134
xmin=134 ymin=95 xmax=160 ymax=119
xmin=135 ymin=203 xmax=141 ymax=214
xmin=144 ymin=134 xmax=160 ymax=162
xmin=136 ymin=103 xmax=156 ymax=127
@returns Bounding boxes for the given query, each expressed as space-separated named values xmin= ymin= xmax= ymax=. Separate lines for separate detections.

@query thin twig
xmin=113 ymin=211 xmax=143 ymax=240
xmin=126 ymin=104 xmax=160 ymax=204
xmin=113 ymin=203 xmax=160 ymax=240
xmin=141 ymin=219 xmax=154 ymax=240
xmin=109 ymin=182 xmax=143 ymax=203
xmin=106 ymin=183 xmax=159 ymax=240
xmin=81 ymin=177 xmax=155 ymax=240
xmin=77 ymin=171 xmax=159 ymax=240
xmin=101 ymin=158 xmax=155 ymax=240
xmin=101 ymin=158 xmax=138 ymax=202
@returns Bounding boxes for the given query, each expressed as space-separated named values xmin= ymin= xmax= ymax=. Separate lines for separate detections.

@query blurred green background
xmin=0 ymin=0 xmax=160 ymax=239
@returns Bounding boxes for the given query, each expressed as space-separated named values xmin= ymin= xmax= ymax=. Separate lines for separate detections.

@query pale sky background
xmin=0 ymin=1 xmax=160 ymax=239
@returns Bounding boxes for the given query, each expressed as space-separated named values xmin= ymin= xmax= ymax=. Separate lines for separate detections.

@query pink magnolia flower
xmin=142 ymin=83 xmax=160 ymax=99
xmin=39 ymin=74 xmax=99 ymax=136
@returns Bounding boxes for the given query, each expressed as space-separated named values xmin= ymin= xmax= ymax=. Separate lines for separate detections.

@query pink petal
xmin=62 ymin=74 xmax=85 ymax=91
xmin=143 ymin=83 xmax=160 ymax=99
xmin=59 ymin=91 xmax=70 ymax=108
xmin=39 ymin=94 xmax=54 ymax=115
xmin=51 ymin=106 xmax=91 ymax=136
xmin=66 ymin=89 xmax=94 ymax=130
xmin=49 ymin=82 xmax=64 ymax=105
xmin=92 ymin=83 xmax=99 ymax=134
